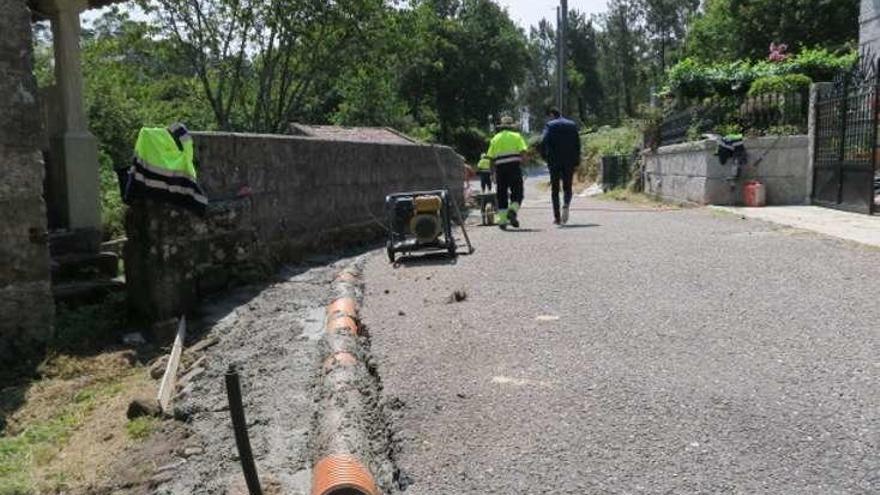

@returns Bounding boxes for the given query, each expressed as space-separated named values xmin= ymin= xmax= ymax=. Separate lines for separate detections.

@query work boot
xmin=509 ymin=202 xmax=521 ymax=228
xmin=496 ymin=209 xmax=508 ymax=230
xmin=508 ymin=208 xmax=520 ymax=228
xmin=561 ymin=206 xmax=570 ymax=225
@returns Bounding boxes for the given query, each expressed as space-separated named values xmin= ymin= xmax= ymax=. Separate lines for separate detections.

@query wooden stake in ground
xmin=157 ymin=316 xmax=187 ymax=414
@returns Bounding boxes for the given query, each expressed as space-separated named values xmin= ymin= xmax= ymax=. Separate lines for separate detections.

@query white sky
xmin=496 ymin=0 xmax=610 ymax=29
xmin=83 ymin=1 xmax=612 ymax=30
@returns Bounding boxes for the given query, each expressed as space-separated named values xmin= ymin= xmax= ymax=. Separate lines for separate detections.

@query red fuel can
xmin=743 ymin=180 xmax=766 ymax=207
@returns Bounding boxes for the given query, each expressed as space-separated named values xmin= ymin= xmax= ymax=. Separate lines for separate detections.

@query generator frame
xmin=384 ymin=189 xmax=457 ymax=263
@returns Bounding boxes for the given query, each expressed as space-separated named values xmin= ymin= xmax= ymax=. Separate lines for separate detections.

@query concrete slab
xmin=714 ymin=205 xmax=880 ymax=248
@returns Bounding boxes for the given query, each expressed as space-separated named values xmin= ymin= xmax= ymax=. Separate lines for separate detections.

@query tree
xmin=145 ymin=0 xmax=390 ymax=132
xmin=637 ymin=0 xmax=699 ymax=77
xmin=597 ymin=0 xmax=648 ymax=120
xmin=685 ymin=0 xmax=858 ymax=62
xmin=399 ymin=0 xmax=529 ymax=142
xmin=519 ymin=19 xmax=557 ymax=131
xmin=566 ymin=11 xmax=603 ymax=124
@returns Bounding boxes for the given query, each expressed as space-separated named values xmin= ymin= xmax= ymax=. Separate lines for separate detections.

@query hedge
xmin=664 ymin=48 xmax=856 ymax=98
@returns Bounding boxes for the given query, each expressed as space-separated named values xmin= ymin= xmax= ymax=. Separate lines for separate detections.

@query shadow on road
xmin=393 ymin=252 xmax=459 ymax=268
xmin=502 ymin=228 xmax=544 ymax=233
xmin=560 ymin=223 xmax=601 ymax=229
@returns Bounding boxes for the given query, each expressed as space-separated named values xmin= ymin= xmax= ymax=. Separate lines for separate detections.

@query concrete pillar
xmin=46 ymin=0 xmax=101 ymax=236
xmin=861 ymin=0 xmax=880 ymax=54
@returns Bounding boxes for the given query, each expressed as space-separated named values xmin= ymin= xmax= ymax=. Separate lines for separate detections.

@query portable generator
xmin=384 ymin=189 xmax=457 ymax=262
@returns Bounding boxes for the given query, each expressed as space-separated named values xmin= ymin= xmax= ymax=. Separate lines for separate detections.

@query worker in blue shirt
xmin=540 ymin=108 xmax=581 ymax=225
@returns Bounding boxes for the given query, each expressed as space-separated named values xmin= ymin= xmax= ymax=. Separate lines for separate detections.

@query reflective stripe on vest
xmin=493 ymin=152 xmax=522 ymax=165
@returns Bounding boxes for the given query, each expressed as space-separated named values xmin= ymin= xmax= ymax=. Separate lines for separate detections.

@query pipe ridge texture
xmin=310 ymin=257 xmax=396 ymax=495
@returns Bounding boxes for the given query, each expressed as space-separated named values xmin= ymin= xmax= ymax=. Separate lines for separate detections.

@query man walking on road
xmin=541 ymin=108 xmax=581 ymax=225
xmin=486 ymin=115 xmax=528 ymax=229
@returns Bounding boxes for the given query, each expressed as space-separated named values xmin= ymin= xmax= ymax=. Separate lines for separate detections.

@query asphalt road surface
xmin=361 ymin=176 xmax=880 ymax=494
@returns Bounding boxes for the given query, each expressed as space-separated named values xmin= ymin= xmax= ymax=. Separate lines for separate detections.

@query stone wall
xmin=644 ymin=135 xmax=810 ymax=206
xmin=0 ymin=0 xmax=54 ymax=364
xmin=125 ymin=132 xmax=464 ymax=321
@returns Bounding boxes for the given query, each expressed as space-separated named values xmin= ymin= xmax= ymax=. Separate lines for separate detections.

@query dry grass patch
xmin=0 ymin=352 xmax=156 ymax=495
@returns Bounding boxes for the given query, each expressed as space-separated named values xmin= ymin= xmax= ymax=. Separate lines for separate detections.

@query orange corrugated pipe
xmin=311 ymin=454 xmax=379 ymax=495
xmin=326 ymin=315 xmax=359 ymax=335
xmin=327 ymin=297 xmax=357 ymax=318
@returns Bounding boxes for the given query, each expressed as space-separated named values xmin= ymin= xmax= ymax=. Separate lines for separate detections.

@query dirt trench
xmin=151 ymin=257 xmax=364 ymax=495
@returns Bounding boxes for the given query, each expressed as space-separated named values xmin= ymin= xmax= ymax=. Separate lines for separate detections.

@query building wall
xmin=644 ymin=136 xmax=811 ymax=206
xmin=125 ymin=132 xmax=465 ymax=321
xmin=0 ymin=0 xmax=54 ymax=364
xmin=861 ymin=0 xmax=880 ymax=53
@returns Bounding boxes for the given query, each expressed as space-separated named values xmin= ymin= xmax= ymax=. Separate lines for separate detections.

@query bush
xmin=449 ymin=127 xmax=489 ymax=163
xmin=748 ymin=74 xmax=813 ymax=96
xmin=778 ymin=47 xmax=858 ymax=82
xmin=98 ymin=151 xmax=126 ymax=240
xmin=578 ymin=126 xmax=641 ymax=182
xmin=665 ymin=48 xmax=855 ymax=98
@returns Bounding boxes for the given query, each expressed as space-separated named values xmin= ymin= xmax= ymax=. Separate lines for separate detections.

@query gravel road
xmin=361 ymin=177 xmax=880 ymax=494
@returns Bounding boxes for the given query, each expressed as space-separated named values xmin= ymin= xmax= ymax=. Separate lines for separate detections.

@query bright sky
xmin=496 ymin=0 xmax=610 ymax=29
xmin=82 ymin=1 xmax=611 ymax=30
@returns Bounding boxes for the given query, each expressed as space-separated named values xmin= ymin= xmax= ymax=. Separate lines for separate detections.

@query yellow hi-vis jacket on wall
xmin=127 ymin=123 xmax=208 ymax=212
xmin=487 ymin=130 xmax=528 ymax=166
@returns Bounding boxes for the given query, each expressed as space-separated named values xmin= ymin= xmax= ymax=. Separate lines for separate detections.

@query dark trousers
xmin=549 ymin=165 xmax=574 ymax=221
xmin=496 ymin=162 xmax=523 ymax=210
xmin=478 ymin=171 xmax=492 ymax=192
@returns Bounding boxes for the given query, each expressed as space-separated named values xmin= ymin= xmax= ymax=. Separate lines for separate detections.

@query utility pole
xmin=557 ymin=0 xmax=568 ymax=115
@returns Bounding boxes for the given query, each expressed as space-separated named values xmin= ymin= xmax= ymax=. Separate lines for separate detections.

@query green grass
xmin=578 ymin=126 xmax=642 ymax=182
xmin=52 ymin=292 xmax=126 ymax=354
xmin=124 ymin=417 xmax=158 ymax=441
xmin=599 ymin=188 xmax=682 ymax=208
xmin=0 ymin=381 xmax=126 ymax=494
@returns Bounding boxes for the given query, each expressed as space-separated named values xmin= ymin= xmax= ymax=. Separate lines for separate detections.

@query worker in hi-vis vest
xmin=477 ymin=153 xmax=493 ymax=193
xmin=486 ymin=115 xmax=528 ymax=229
xmin=126 ymin=123 xmax=208 ymax=212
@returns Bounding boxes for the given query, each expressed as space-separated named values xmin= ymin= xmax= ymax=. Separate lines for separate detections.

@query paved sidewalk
xmin=714 ymin=205 xmax=880 ymax=248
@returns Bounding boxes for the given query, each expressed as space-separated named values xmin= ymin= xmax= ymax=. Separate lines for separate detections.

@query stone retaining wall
xmin=643 ymin=135 xmax=810 ymax=206
xmin=125 ymin=132 xmax=464 ymax=322
xmin=0 ymin=0 xmax=54 ymax=365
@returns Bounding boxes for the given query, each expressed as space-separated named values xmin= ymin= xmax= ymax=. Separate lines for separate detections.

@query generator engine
xmin=410 ymin=195 xmax=443 ymax=243
xmin=385 ymin=189 xmax=457 ymax=262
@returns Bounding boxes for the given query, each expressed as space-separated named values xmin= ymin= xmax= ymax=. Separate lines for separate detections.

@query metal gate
xmin=812 ymin=56 xmax=879 ymax=215
xmin=600 ymin=155 xmax=631 ymax=191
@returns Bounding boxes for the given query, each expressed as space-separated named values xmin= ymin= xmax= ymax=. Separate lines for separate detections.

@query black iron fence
xmin=657 ymin=91 xmax=809 ymax=147
xmin=812 ymin=55 xmax=879 ymax=215
xmin=600 ymin=155 xmax=632 ymax=191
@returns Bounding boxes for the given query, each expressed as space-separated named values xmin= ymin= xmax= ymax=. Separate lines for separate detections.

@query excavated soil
xmin=152 ymin=257 xmax=363 ymax=495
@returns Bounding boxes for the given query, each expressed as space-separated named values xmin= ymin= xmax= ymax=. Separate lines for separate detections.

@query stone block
xmin=0 ymin=146 xmax=44 ymax=201
xmin=0 ymin=69 xmax=43 ymax=150
xmin=0 ymin=0 xmax=35 ymax=71
xmin=0 ymin=198 xmax=50 ymax=283
xmin=0 ymin=281 xmax=54 ymax=364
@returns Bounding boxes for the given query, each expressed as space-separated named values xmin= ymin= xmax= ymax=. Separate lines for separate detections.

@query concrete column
xmin=47 ymin=0 xmax=101 ymax=235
